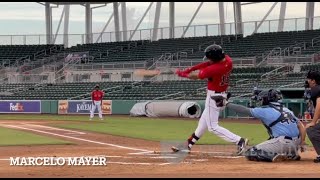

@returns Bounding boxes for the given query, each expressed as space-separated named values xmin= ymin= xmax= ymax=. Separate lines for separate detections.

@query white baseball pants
xmin=90 ymin=100 xmax=103 ymax=119
xmin=194 ymin=90 xmax=242 ymax=144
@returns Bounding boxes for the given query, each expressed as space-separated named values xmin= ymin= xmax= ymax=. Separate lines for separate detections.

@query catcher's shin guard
xmin=244 ymin=147 xmax=276 ymax=162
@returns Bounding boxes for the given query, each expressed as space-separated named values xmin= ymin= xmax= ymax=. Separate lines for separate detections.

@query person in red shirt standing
xmin=90 ymin=84 xmax=104 ymax=120
xmin=172 ymin=44 xmax=248 ymax=155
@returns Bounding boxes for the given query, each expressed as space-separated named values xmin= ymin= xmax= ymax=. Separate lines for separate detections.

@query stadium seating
xmin=0 ymin=44 xmax=63 ymax=67
xmin=0 ymin=66 xmax=277 ymax=100
xmin=186 ymin=29 xmax=320 ymax=60
xmin=2 ymin=29 xmax=320 ymax=101
xmin=300 ymin=63 xmax=320 ymax=72
xmin=60 ymin=35 xmax=238 ymax=63
xmin=0 ymin=70 xmax=306 ymax=100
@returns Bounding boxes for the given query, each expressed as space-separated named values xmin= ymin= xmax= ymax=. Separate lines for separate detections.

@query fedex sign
xmin=9 ymin=103 xmax=24 ymax=111
xmin=0 ymin=101 xmax=41 ymax=114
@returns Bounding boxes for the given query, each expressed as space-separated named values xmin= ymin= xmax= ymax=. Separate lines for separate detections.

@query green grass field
xmin=54 ymin=121 xmax=269 ymax=145
xmin=0 ymin=114 xmax=310 ymax=146
xmin=0 ymin=126 xmax=72 ymax=146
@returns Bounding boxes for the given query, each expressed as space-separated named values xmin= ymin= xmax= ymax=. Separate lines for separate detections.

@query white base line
xmin=20 ymin=124 xmax=86 ymax=135
xmin=1 ymin=124 xmax=152 ymax=153
xmin=128 ymin=151 xmax=153 ymax=155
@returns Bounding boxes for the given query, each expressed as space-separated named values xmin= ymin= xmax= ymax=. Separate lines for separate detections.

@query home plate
xmin=149 ymin=156 xmax=178 ymax=159
xmin=191 ymin=159 xmax=208 ymax=162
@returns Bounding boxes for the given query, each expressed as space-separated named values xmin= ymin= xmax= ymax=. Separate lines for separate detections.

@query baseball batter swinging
xmin=90 ymin=84 xmax=104 ymax=120
xmin=172 ymin=44 xmax=248 ymax=155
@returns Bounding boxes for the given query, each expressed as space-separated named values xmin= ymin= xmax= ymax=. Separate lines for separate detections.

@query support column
xmin=121 ymin=2 xmax=127 ymax=41
xmin=45 ymin=2 xmax=52 ymax=44
xmin=278 ymin=2 xmax=286 ymax=32
xmin=181 ymin=2 xmax=204 ymax=38
xmin=63 ymin=5 xmax=70 ymax=48
xmin=85 ymin=2 xmax=92 ymax=44
xmin=252 ymin=2 xmax=278 ymax=34
xmin=233 ymin=2 xmax=243 ymax=35
xmin=152 ymin=2 xmax=162 ymax=41
xmin=305 ymin=2 xmax=315 ymax=30
xmin=169 ymin=2 xmax=175 ymax=38
xmin=113 ymin=2 xmax=121 ymax=42
xmin=95 ymin=2 xmax=121 ymax=43
xmin=218 ymin=2 xmax=225 ymax=35
xmin=129 ymin=2 xmax=154 ymax=41
xmin=53 ymin=7 xmax=65 ymax=44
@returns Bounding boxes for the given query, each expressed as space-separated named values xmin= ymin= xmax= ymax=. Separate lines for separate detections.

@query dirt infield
xmin=0 ymin=118 xmax=319 ymax=178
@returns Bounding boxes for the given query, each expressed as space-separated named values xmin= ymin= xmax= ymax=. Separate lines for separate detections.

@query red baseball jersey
xmin=91 ymin=90 xmax=104 ymax=101
xmin=198 ymin=55 xmax=233 ymax=92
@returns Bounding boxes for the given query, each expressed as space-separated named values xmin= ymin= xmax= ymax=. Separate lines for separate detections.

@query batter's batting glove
xmin=175 ymin=69 xmax=189 ymax=78
xmin=181 ymin=68 xmax=193 ymax=74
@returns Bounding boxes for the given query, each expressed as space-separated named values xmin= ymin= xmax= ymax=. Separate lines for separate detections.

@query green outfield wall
xmin=36 ymin=99 xmax=306 ymax=118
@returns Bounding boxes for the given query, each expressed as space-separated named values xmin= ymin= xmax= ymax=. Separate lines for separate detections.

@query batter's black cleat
xmin=171 ymin=145 xmax=191 ymax=154
xmin=237 ymin=138 xmax=249 ymax=155
xmin=314 ymin=156 xmax=320 ymax=163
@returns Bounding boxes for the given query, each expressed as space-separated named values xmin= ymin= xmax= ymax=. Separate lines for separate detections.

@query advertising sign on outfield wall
xmin=0 ymin=100 xmax=41 ymax=114
xmin=58 ymin=100 xmax=112 ymax=115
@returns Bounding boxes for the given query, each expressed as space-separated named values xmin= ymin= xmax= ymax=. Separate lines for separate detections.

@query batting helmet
xmin=203 ymin=44 xmax=225 ymax=62
xmin=257 ymin=89 xmax=282 ymax=106
xmin=306 ymin=70 xmax=320 ymax=85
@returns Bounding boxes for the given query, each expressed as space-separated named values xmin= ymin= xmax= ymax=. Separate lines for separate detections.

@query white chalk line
xmin=20 ymin=123 xmax=86 ymax=135
xmin=128 ymin=151 xmax=154 ymax=155
xmin=0 ymin=124 xmax=153 ymax=153
xmin=0 ymin=124 xmax=240 ymax=165
xmin=146 ymin=150 xmax=243 ymax=158
xmin=154 ymin=150 xmax=237 ymax=154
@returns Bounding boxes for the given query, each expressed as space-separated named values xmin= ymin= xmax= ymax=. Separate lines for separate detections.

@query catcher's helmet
xmin=94 ymin=84 xmax=100 ymax=89
xmin=204 ymin=44 xmax=225 ymax=62
xmin=257 ymin=89 xmax=282 ymax=106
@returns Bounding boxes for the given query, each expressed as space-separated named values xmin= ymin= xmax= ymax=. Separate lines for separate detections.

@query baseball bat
xmin=133 ymin=68 xmax=176 ymax=77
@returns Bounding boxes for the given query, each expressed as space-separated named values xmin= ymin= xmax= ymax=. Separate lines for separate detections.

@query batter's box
xmin=157 ymin=141 xmax=248 ymax=163
xmin=158 ymin=140 xmax=191 ymax=164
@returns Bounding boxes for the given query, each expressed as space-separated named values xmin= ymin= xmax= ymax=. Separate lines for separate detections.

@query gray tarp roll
xmin=129 ymin=101 xmax=151 ymax=116
xmin=130 ymin=101 xmax=202 ymax=118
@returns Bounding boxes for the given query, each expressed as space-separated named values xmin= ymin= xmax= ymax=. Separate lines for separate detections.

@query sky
xmin=0 ymin=2 xmax=318 ymax=45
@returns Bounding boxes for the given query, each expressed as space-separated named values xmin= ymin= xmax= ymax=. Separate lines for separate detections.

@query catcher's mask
xmin=257 ymin=89 xmax=282 ymax=106
xmin=203 ymin=44 xmax=225 ymax=62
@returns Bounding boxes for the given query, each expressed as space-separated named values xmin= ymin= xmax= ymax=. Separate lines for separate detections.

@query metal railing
xmin=312 ymin=36 xmax=320 ymax=47
xmin=153 ymin=91 xmax=186 ymax=100
xmin=0 ymin=16 xmax=319 ymax=47
xmin=68 ymin=85 xmax=124 ymax=100
xmin=260 ymin=65 xmax=285 ymax=79
xmin=282 ymin=42 xmax=307 ymax=56
xmin=234 ymin=79 xmax=250 ymax=87
xmin=278 ymin=81 xmax=304 ymax=88
xmin=69 ymin=61 xmax=147 ymax=71
xmin=257 ymin=47 xmax=282 ymax=67
xmin=231 ymin=92 xmax=253 ymax=99
xmin=267 ymin=55 xmax=316 ymax=65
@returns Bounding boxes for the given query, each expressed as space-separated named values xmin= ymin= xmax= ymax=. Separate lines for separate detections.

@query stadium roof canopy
xmin=42 ymin=2 xmax=112 ymax=5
